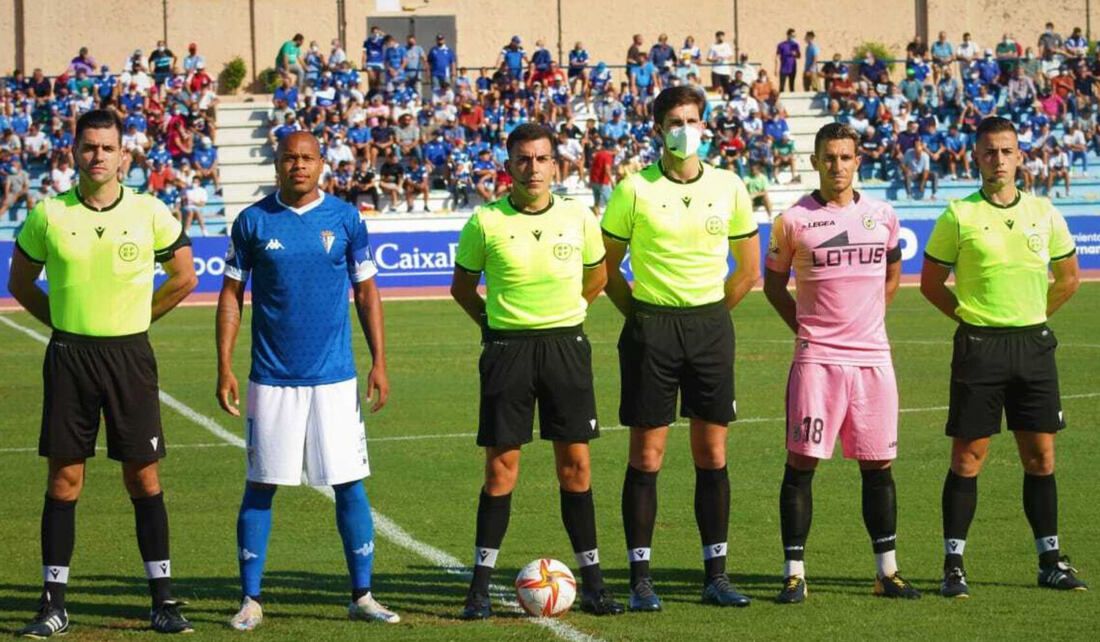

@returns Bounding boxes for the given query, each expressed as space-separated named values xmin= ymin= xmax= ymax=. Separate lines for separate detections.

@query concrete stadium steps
xmin=216 ymin=101 xmax=277 ymax=221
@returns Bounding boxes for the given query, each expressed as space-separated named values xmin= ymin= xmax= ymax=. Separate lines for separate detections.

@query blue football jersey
xmin=226 ymin=192 xmax=378 ymax=386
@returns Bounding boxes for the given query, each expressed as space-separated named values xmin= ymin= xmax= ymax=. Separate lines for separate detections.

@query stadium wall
xmin=0 ymin=1 xmax=1088 ymax=87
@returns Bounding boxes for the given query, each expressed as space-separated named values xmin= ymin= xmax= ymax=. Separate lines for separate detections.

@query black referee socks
xmin=942 ymin=470 xmax=978 ymax=569
xmin=622 ymin=465 xmax=658 ymax=587
xmin=560 ymin=488 xmax=604 ymax=592
xmin=471 ymin=490 xmax=511 ymax=595
xmin=695 ymin=465 xmax=730 ymax=580
xmin=861 ymin=468 xmax=898 ymax=554
xmin=1023 ymin=473 xmax=1060 ymax=566
xmin=42 ymin=495 xmax=77 ymax=609
xmin=780 ymin=465 xmax=815 ymax=562
xmin=131 ymin=492 xmax=172 ymax=607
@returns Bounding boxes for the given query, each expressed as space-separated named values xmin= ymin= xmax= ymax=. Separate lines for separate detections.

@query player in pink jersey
xmin=763 ymin=123 xmax=920 ymax=603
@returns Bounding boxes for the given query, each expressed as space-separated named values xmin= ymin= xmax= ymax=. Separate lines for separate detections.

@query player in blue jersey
xmin=215 ymin=131 xmax=397 ymax=630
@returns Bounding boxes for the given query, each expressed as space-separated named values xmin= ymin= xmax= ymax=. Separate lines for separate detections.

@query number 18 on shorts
xmin=785 ymin=363 xmax=898 ymax=461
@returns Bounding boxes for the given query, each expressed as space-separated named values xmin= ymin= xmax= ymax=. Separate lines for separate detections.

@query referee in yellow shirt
xmin=451 ymin=123 xmax=623 ymax=619
xmin=7 ymin=110 xmax=198 ymax=637
xmin=921 ymin=116 xmax=1086 ymax=598
xmin=602 ymin=86 xmax=760 ymax=611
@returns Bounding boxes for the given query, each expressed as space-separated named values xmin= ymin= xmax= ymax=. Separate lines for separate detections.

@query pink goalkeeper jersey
xmin=765 ymin=191 xmax=901 ymax=366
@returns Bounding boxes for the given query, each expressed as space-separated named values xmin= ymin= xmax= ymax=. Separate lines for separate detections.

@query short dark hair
xmin=813 ymin=122 xmax=860 ymax=155
xmin=75 ymin=109 xmax=123 ymax=145
xmin=653 ymin=86 xmax=707 ymax=127
xmin=293 ymin=33 xmax=304 ymax=41
xmin=975 ymin=116 xmax=1017 ymax=144
xmin=506 ymin=122 xmax=555 ymax=154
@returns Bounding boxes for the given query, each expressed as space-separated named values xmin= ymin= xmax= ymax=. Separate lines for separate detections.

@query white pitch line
xmin=0 ymin=315 xmax=599 ymax=642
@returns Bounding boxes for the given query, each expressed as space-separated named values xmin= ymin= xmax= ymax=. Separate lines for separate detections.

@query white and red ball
xmin=514 ymin=558 xmax=577 ymax=617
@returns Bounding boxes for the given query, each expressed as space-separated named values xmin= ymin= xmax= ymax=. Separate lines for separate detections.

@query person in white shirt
xmin=955 ymin=32 xmax=979 ymax=78
xmin=1023 ymin=148 xmax=1048 ymax=194
xmin=329 ymin=38 xmax=348 ymax=69
xmin=326 ymin=134 xmax=355 ymax=167
xmin=23 ymin=125 xmax=52 ymax=164
xmin=728 ymin=89 xmax=758 ymax=121
xmin=1061 ymin=123 xmax=1087 ymax=173
xmin=707 ymin=30 xmax=734 ymax=94
xmin=555 ymin=130 xmax=585 ymax=186
xmin=51 ymin=158 xmax=76 ymax=193
xmin=1046 ymin=142 xmax=1071 ymax=196
xmin=182 ymin=176 xmax=208 ymax=236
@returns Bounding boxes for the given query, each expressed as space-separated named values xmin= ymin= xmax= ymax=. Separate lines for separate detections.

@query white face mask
xmin=663 ymin=125 xmax=702 ymax=159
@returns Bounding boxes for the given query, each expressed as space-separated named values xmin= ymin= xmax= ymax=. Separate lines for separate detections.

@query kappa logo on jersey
xmin=320 ymin=230 xmax=335 ymax=253
xmin=811 ymin=231 xmax=886 ymax=266
xmin=265 ymin=238 xmax=285 ymax=251
xmin=240 ymin=548 xmax=259 ymax=561
xmin=353 ymin=541 xmax=375 ymax=557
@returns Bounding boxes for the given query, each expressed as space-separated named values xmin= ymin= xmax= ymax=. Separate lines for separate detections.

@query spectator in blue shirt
xmin=362 ymin=25 xmax=386 ymax=84
xmin=930 ymin=31 xmax=954 ymax=81
xmin=859 ymin=52 xmax=887 ymax=85
xmin=649 ymin=33 xmax=675 ymax=87
xmin=496 ymin=36 xmax=528 ymax=83
xmin=404 ymin=35 xmax=426 ymax=91
xmin=601 ymin=110 xmax=628 ymax=140
xmin=943 ymin=124 xmax=971 ymax=178
xmin=630 ymin=53 xmax=660 ymax=101
xmin=383 ymin=35 xmax=406 ymax=86
xmin=973 ymin=84 xmax=997 ymax=117
xmin=428 ymin=34 xmax=457 ymax=92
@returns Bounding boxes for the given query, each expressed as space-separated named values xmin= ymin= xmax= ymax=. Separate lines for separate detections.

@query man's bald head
xmin=276 ymin=131 xmax=323 ymax=200
xmin=276 ymin=130 xmax=321 ymax=161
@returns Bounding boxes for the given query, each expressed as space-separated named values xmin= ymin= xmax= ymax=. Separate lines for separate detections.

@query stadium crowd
xmin=0 ymin=42 xmax=221 ymax=234
xmin=267 ymin=21 xmax=1100 ymax=215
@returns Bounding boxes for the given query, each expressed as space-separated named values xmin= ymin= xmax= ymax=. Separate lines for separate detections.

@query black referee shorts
xmin=617 ymin=299 xmax=736 ymax=428
xmin=39 ymin=331 xmax=166 ymax=462
xmin=945 ymin=323 xmax=1065 ymax=440
xmin=477 ymin=325 xmax=600 ymax=448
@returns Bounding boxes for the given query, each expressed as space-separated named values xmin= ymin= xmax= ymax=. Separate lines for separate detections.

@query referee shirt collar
xmin=657 ymin=159 xmax=704 ymax=184
xmin=978 ymin=187 xmax=1021 ymax=209
xmin=507 ymin=194 xmax=554 ymax=215
xmin=75 ymin=184 xmax=125 ymax=212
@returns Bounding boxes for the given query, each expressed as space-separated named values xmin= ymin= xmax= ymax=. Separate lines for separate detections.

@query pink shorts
xmin=785 ymin=362 xmax=898 ymax=461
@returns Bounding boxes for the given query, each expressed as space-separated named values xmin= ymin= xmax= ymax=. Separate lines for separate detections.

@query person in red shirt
xmin=588 ymin=139 xmax=616 ymax=216
xmin=188 ymin=63 xmax=213 ymax=94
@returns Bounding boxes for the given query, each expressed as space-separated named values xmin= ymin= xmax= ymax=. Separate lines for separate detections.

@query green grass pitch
xmin=0 ymin=284 xmax=1096 ymax=640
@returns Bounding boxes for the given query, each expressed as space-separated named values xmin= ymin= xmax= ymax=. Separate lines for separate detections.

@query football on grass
xmin=514 ymin=558 xmax=577 ymax=617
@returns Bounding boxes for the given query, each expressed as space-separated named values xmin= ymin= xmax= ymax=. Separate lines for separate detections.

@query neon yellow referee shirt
xmin=924 ymin=190 xmax=1076 ymax=327
xmin=455 ymin=195 xmax=605 ymax=330
xmin=15 ymin=186 xmax=188 ymax=336
xmin=601 ymin=162 xmax=758 ymax=307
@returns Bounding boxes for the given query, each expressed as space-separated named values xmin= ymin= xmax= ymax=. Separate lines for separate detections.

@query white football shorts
xmin=244 ymin=378 xmax=370 ymax=486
